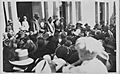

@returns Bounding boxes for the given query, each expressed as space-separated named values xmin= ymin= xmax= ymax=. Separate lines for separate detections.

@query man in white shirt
xmin=15 ymin=17 xmax=21 ymax=34
xmin=21 ymin=16 xmax=29 ymax=31
xmin=62 ymin=37 xmax=109 ymax=74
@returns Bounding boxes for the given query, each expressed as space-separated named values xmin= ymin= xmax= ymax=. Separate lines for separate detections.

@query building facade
xmin=2 ymin=0 xmax=116 ymax=32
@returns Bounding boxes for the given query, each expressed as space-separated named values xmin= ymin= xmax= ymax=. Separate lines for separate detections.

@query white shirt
xmin=22 ymin=20 xmax=29 ymax=31
xmin=35 ymin=19 xmax=40 ymax=32
xmin=14 ymin=21 xmax=21 ymax=34
xmin=63 ymin=58 xmax=108 ymax=74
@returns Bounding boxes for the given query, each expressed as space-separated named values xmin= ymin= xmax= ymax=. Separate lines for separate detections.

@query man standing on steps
xmin=31 ymin=14 xmax=40 ymax=33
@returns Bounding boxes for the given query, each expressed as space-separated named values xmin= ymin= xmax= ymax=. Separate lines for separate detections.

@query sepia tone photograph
xmin=0 ymin=0 xmax=119 ymax=74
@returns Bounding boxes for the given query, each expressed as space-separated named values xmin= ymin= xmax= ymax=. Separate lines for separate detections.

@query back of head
xmin=75 ymin=37 xmax=107 ymax=61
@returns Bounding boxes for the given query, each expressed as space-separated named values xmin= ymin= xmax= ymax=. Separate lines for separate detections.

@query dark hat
xmin=84 ymin=23 xmax=89 ymax=26
xmin=8 ymin=19 xmax=13 ymax=24
xmin=34 ymin=14 xmax=40 ymax=18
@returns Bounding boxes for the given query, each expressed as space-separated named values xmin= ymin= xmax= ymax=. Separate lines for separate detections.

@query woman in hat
xmin=62 ymin=37 xmax=109 ymax=74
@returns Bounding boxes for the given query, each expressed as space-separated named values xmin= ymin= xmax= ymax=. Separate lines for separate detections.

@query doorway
xmin=16 ymin=2 xmax=33 ymax=23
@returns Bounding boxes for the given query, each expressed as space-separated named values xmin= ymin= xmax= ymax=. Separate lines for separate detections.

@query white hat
xmin=23 ymin=16 xmax=27 ymax=19
xmin=77 ymin=21 xmax=82 ymax=24
xmin=52 ymin=58 xmax=66 ymax=71
xmin=75 ymin=37 xmax=109 ymax=60
xmin=9 ymin=49 xmax=34 ymax=66
xmin=43 ymin=55 xmax=51 ymax=62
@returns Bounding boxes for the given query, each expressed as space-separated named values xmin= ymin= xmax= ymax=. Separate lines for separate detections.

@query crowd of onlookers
xmin=3 ymin=14 xmax=116 ymax=73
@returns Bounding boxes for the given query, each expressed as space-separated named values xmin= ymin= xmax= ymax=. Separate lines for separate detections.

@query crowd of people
xmin=3 ymin=13 xmax=116 ymax=73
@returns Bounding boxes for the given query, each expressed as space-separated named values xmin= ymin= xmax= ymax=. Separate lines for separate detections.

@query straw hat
xmin=9 ymin=49 xmax=34 ymax=66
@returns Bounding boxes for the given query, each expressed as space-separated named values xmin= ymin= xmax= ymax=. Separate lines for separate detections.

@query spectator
xmin=62 ymin=37 xmax=109 ymax=74
xmin=21 ymin=16 xmax=29 ymax=31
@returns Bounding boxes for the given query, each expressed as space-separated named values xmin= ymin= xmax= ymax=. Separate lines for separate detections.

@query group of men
xmin=3 ymin=13 xmax=116 ymax=73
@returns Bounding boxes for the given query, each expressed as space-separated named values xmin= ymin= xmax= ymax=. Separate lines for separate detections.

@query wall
xmin=81 ymin=0 xmax=95 ymax=28
xmin=32 ymin=2 xmax=43 ymax=21
xmin=0 ymin=1 xmax=6 ymax=72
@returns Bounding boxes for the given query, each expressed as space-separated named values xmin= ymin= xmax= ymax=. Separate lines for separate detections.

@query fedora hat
xmin=34 ymin=14 xmax=40 ymax=18
xmin=9 ymin=49 xmax=34 ymax=66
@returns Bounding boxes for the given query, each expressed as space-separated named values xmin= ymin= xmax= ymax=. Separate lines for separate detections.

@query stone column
xmin=75 ymin=2 xmax=78 ymax=22
xmin=105 ymin=2 xmax=107 ymax=25
xmin=55 ymin=1 xmax=61 ymax=19
xmin=4 ymin=1 xmax=9 ymax=21
xmin=48 ymin=1 xmax=53 ymax=18
xmin=71 ymin=1 xmax=76 ymax=25
xmin=98 ymin=2 xmax=100 ymax=25
xmin=11 ymin=1 xmax=18 ymax=33
xmin=0 ymin=1 xmax=6 ymax=33
xmin=106 ymin=2 xmax=109 ymax=25
xmin=0 ymin=1 xmax=5 ymax=72
xmin=66 ymin=2 xmax=70 ymax=25
xmin=41 ymin=1 xmax=45 ymax=19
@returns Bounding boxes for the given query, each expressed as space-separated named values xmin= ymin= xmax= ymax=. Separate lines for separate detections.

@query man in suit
xmin=30 ymin=14 xmax=40 ymax=33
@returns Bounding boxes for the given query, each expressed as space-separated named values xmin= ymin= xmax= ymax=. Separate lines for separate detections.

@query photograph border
xmin=0 ymin=0 xmax=119 ymax=74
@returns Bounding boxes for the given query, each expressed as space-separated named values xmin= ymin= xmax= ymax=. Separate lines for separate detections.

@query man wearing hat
xmin=9 ymin=49 xmax=34 ymax=72
xmin=31 ymin=14 xmax=40 ymax=33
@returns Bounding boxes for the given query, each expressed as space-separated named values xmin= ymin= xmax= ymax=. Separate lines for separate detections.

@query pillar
xmin=98 ymin=2 xmax=100 ymax=25
xmin=66 ymin=2 xmax=70 ymax=25
xmin=48 ymin=1 xmax=53 ymax=18
xmin=55 ymin=1 xmax=61 ymax=19
xmin=71 ymin=1 xmax=76 ymax=25
xmin=106 ymin=2 xmax=109 ymax=25
xmin=11 ymin=1 xmax=18 ymax=34
xmin=105 ymin=2 xmax=107 ymax=25
xmin=41 ymin=1 xmax=45 ymax=19
xmin=76 ymin=2 xmax=78 ymax=22
xmin=0 ymin=1 xmax=6 ymax=72
xmin=0 ymin=1 xmax=6 ymax=33
xmin=4 ymin=1 xmax=9 ymax=21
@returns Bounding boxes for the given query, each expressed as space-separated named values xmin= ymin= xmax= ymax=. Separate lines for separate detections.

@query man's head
xmin=75 ymin=37 xmax=108 ymax=61
xmin=34 ymin=14 xmax=40 ymax=20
